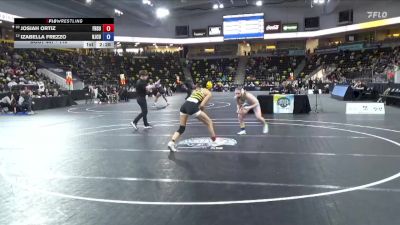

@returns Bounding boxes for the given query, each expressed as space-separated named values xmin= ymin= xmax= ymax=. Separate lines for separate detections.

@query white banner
xmin=346 ymin=103 xmax=385 ymax=114
xmin=395 ymin=69 xmax=400 ymax=84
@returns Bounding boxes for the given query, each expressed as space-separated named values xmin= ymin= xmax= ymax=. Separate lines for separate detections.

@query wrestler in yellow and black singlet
xmin=188 ymin=88 xmax=206 ymax=103
xmin=180 ymin=88 xmax=207 ymax=116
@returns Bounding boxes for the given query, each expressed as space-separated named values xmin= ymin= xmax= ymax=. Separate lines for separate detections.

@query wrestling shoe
xmin=263 ymin=123 xmax=269 ymax=134
xmin=237 ymin=130 xmax=247 ymax=135
xmin=168 ymin=141 xmax=177 ymax=152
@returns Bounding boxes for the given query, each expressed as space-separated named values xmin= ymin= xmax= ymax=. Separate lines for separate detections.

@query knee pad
xmin=177 ymin=125 xmax=186 ymax=134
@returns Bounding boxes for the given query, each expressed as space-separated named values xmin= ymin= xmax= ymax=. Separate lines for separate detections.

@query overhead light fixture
xmin=313 ymin=0 xmax=318 ymax=3
xmin=85 ymin=0 xmax=93 ymax=4
xmin=256 ymin=0 xmax=262 ymax=6
xmin=219 ymin=3 xmax=224 ymax=8
xmin=213 ymin=4 xmax=218 ymax=9
xmin=156 ymin=8 xmax=170 ymax=18
xmin=143 ymin=0 xmax=154 ymax=6
xmin=114 ymin=9 xmax=124 ymax=16
xmin=318 ymin=0 xmax=325 ymax=3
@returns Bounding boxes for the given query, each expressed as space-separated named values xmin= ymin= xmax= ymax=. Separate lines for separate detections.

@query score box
xmin=103 ymin=24 xmax=114 ymax=32
xmin=102 ymin=32 xmax=114 ymax=41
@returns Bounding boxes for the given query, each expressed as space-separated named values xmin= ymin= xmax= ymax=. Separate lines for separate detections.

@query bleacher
xmin=190 ymin=58 xmax=237 ymax=86
xmin=244 ymin=56 xmax=304 ymax=85
xmin=0 ymin=43 xmax=60 ymax=93
xmin=301 ymin=46 xmax=399 ymax=83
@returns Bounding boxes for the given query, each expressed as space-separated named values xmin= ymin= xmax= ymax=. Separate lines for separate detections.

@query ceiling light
xmin=313 ymin=0 xmax=318 ymax=3
xmin=256 ymin=1 xmax=262 ymax=6
xmin=318 ymin=0 xmax=325 ymax=3
xmin=213 ymin=4 xmax=218 ymax=9
xmin=219 ymin=3 xmax=224 ymax=8
xmin=114 ymin=9 xmax=123 ymax=16
xmin=85 ymin=0 xmax=93 ymax=4
xmin=156 ymin=8 xmax=170 ymax=18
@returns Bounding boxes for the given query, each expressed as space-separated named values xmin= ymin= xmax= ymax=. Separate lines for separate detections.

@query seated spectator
xmin=0 ymin=93 xmax=14 ymax=113
xmin=17 ymin=89 xmax=34 ymax=114
xmin=53 ymin=88 xmax=59 ymax=97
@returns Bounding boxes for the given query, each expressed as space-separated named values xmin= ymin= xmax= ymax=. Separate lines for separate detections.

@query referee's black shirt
xmin=136 ymin=79 xmax=148 ymax=98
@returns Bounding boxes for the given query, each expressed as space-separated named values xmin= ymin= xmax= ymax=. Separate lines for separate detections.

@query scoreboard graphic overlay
xmin=223 ymin=13 xmax=264 ymax=40
xmin=14 ymin=18 xmax=114 ymax=49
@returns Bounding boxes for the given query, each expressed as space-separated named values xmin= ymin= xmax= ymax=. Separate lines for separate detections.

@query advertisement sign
xmin=282 ymin=23 xmax=298 ymax=32
xmin=273 ymin=94 xmax=294 ymax=113
xmin=192 ymin=29 xmax=207 ymax=37
xmin=208 ymin=26 xmax=222 ymax=36
xmin=346 ymin=103 xmax=385 ymax=114
xmin=315 ymin=47 xmax=338 ymax=54
xmin=265 ymin=21 xmax=281 ymax=33
xmin=338 ymin=43 xmax=364 ymax=51
xmin=289 ymin=49 xmax=305 ymax=56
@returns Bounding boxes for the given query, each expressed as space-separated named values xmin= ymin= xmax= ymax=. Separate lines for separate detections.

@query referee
xmin=131 ymin=70 xmax=152 ymax=130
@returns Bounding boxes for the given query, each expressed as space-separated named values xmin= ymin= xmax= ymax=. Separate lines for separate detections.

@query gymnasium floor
xmin=1 ymin=93 xmax=400 ymax=225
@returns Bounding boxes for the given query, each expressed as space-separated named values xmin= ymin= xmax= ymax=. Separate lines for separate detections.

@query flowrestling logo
xmin=178 ymin=137 xmax=237 ymax=149
xmin=367 ymin=11 xmax=388 ymax=19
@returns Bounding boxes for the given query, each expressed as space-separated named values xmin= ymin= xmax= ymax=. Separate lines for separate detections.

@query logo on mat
xmin=178 ymin=137 xmax=237 ymax=149
xmin=277 ymin=97 xmax=290 ymax=108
